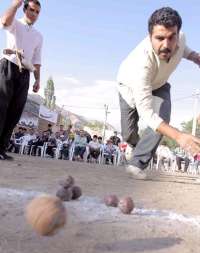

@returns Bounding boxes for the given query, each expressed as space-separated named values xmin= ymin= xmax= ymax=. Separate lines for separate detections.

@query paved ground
xmin=0 ymin=154 xmax=200 ymax=253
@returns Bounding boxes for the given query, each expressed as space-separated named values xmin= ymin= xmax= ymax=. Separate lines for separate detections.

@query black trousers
xmin=0 ymin=58 xmax=30 ymax=151
xmin=176 ymin=156 xmax=190 ymax=171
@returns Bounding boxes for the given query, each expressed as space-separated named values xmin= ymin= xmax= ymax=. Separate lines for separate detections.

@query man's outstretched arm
xmin=187 ymin=51 xmax=200 ymax=67
xmin=157 ymin=121 xmax=200 ymax=156
xmin=1 ymin=0 xmax=23 ymax=27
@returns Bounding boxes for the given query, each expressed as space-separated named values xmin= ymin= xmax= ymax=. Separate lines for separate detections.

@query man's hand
xmin=32 ymin=80 xmax=40 ymax=93
xmin=12 ymin=0 xmax=23 ymax=8
xmin=176 ymin=132 xmax=200 ymax=157
xmin=158 ymin=121 xmax=200 ymax=157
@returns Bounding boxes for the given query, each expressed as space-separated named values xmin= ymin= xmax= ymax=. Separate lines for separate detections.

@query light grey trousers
xmin=119 ymin=83 xmax=171 ymax=170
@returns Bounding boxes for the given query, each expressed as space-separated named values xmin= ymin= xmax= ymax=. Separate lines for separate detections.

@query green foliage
xmin=44 ymin=77 xmax=56 ymax=109
xmin=160 ymin=136 xmax=177 ymax=150
xmin=84 ymin=121 xmax=104 ymax=131
xmin=47 ymin=77 xmax=55 ymax=91
xmin=181 ymin=119 xmax=200 ymax=137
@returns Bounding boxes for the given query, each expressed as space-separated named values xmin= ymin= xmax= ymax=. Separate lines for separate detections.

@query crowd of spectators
xmin=155 ymin=141 xmax=200 ymax=173
xmin=7 ymin=124 xmax=123 ymax=165
xmin=7 ymin=124 xmax=200 ymax=172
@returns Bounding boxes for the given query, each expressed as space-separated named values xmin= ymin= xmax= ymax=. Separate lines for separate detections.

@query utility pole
xmin=192 ymin=89 xmax=200 ymax=136
xmin=102 ymin=104 xmax=110 ymax=142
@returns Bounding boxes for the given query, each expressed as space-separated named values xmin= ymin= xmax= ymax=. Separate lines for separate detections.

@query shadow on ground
xmin=95 ymin=237 xmax=182 ymax=252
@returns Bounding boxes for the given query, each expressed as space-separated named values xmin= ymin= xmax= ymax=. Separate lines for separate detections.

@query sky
xmin=0 ymin=0 xmax=200 ymax=131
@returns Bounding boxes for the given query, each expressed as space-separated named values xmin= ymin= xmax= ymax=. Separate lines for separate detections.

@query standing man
xmin=110 ymin=131 xmax=121 ymax=146
xmin=174 ymin=147 xmax=190 ymax=173
xmin=117 ymin=7 xmax=200 ymax=179
xmin=0 ymin=0 xmax=42 ymax=160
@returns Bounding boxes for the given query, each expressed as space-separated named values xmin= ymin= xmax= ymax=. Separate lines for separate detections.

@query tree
xmin=85 ymin=121 xmax=104 ymax=132
xmin=160 ymin=136 xmax=177 ymax=150
xmin=44 ymin=77 xmax=56 ymax=110
xmin=181 ymin=119 xmax=200 ymax=137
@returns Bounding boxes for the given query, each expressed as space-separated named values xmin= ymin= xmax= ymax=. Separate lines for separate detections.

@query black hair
xmin=148 ymin=7 xmax=182 ymax=34
xmin=93 ymin=135 xmax=98 ymax=138
xmin=23 ymin=0 xmax=41 ymax=12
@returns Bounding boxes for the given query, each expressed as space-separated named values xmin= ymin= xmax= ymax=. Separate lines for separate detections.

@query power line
xmin=61 ymin=104 xmax=119 ymax=110
xmin=60 ymin=93 xmax=199 ymax=111
xmin=172 ymin=95 xmax=194 ymax=102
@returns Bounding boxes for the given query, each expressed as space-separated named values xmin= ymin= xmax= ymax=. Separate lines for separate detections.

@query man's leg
xmin=119 ymin=93 xmax=140 ymax=162
xmin=119 ymin=93 xmax=139 ymax=147
xmin=184 ymin=157 xmax=190 ymax=172
xmin=0 ymin=63 xmax=29 ymax=156
xmin=131 ymin=83 xmax=171 ymax=170
xmin=80 ymin=147 xmax=86 ymax=159
xmin=159 ymin=156 xmax=165 ymax=168
xmin=0 ymin=59 xmax=14 ymax=155
xmin=176 ymin=156 xmax=182 ymax=170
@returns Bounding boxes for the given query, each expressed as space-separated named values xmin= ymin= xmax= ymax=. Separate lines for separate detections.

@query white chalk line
xmin=0 ymin=187 xmax=200 ymax=228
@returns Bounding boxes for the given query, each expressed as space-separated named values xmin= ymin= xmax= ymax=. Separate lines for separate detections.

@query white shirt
xmin=20 ymin=134 xmax=36 ymax=145
xmin=117 ymin=32 xmax=192 ymax=131
xmin=88 ymin=140 xmax=101 ymax=149
xmin=0 ymin=18 xmax=43 ymax=67
xmin=157 ymin=145 xmax=172 ymax=159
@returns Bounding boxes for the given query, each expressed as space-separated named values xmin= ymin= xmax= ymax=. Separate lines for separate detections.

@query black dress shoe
xmin=0 ymin=152 xmax=14 ymax=161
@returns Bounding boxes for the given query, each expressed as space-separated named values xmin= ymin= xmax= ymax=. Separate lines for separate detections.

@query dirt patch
xmin=0 ymin=154 xmax=200 ymax=253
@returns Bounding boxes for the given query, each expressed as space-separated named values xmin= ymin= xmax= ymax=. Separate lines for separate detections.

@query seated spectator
xmin=119 ymin=142 xmax=128 ymax=152
xmin=26 ymin=128 xmax=37 ymax=143
xmin=11 ymin=127 xmax=27 ymax=153
xmin=110 ymin=131 xmax=121 ymax=146
xmin=103 ymin=139 xmax=117 ymax=165
xmin=66 ymin=124 xmax=73 ymax=136
xmin=15 ymin=127 xmax=24 ymax=139
xmin=59 ymin=135 xmax=73 ymax=160
xmin=21 ymin=128 xmax=37 ymax=154
xmin=174 ymin=146 xmax=190 ymax=172
xmin=193 ymin=153 xmax=200 ymax=172
xmin=98 ymin=136 xmax=103 ymax=144
xmin=85 ymin=131 xmax=92 ymax=143
xmin=58 ymin=124 xmax=67 ymax=138
xmin=65 ymin=124 xmax=75 ymax=143
xmin=88 ymin=135 xmax=101 ymax=161
xmin=11 ymin=128 xmax=34 ymax=154
xmin=7 ymin=131 xmax=16 ymax=152
xmin=74 ymin=130 xmax=87 ymax=161
xmin=46 ymin=133 xmax=57 ymax=158
xmin=118 ymin=142 xmax=128 ymax=164
xmin=45 ymin=123 xmax=53 ymax=135
xmin=30 ymin=131 xmax=50 ymax=156
xmin=68 ymin=131 xmax=75 ymax=142
xmin=156 ymin=142 xmax=173 ymax=169
xmin=21 ymin=127 xmax=27 ymax=137
xmin=27 ymin=130 xmax=40 ymax=155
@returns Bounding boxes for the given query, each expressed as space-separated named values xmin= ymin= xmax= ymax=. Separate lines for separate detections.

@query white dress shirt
xmin=117 ymin=32 xmax=192 ymax=131
xmin=0 ymin=18 xmax=43 ymax=68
